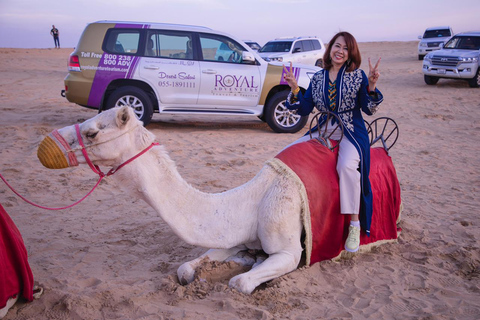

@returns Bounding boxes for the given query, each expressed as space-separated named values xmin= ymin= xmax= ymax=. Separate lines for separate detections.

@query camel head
xmin=37 ymin=106 xmax=155 ymax=169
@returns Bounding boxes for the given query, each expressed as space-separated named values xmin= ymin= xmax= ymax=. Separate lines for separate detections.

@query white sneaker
xmin=345 ymin=225 xmax=360 ymax=252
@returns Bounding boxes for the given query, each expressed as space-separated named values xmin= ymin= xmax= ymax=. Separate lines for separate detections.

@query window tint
xmin=445 ymin=36 xmax=480 ymax=50
xmin=104 ymin=29 xmax=140 ymax=54
xmin=199 ymin=34 xmax=246 ymax=63
xmin=423 ymin=29 xmax=451 ymax=38
xmin=292 ymin=41 xmax=303 ymax=52
xmin=146 ymin=31 xmax=193 ymax=60
xmin=311 ymin=40 xmax=322 ymax=50
xmin=259 ymin=41 xmax=293 ymax=53
xmin=302 ymin=40 xmax=314 ymax=52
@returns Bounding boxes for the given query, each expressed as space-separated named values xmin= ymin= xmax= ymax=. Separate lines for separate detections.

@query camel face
xmin=38 ymin=106 xmax=149 ymax=169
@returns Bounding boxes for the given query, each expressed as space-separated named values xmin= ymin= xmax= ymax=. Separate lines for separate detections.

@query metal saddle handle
xmin=367 ymin=117 xmax=399 ymax=152
xmin=309 ymin=111 xmax=344 ymax=151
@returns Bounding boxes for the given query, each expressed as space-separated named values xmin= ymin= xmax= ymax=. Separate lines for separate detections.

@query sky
xmin=0 ymin=0 xmax=479 ymax=49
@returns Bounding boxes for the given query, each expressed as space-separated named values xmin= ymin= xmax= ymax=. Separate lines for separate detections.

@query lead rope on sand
xmin=0 ymin=141 xmax=159 ymax=210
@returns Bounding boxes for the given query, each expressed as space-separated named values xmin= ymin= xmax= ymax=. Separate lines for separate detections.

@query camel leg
xmin=228 ymin=248 xmax=301 ymax=294
xmin=177 ymin=246 xmax=246 ymax=285
xmin=228 ymin=182 xmax=304 ymax=294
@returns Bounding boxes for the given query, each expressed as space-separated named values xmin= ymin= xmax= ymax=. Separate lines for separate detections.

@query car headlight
xmin=460 ymin=57 xmax=479 ymax=63
xmin=424 ymin=54 xmax=432 ymax=62
xmin=419 ymin=42 xmax=427 ymax=47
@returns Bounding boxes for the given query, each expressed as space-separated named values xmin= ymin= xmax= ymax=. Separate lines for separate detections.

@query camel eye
xmin=86 ymin=131 xmax=98 ymax=139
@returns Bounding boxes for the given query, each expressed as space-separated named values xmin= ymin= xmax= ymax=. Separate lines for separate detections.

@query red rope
xmin=0 ymin=172 xmax=104 ymax=210
xmin=0 ymin=141 xmax=159 ymax=211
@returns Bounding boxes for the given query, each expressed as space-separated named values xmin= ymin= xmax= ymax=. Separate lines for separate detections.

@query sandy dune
xmin=0 ymin=42 xmax=479 ymax=319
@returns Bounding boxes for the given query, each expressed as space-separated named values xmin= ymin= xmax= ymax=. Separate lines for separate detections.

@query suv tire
xmin=418 ymin=55 xmax=424 ymax=61
xmin=265 ymin=91 xmax=308 ymax=133
xmin=467 ymin=69 xmax=480 ymax=88
xmin=424 ymin=75 xmax=439 ymax=85
xmin=106 ymin=86 xmax=154 ymax=126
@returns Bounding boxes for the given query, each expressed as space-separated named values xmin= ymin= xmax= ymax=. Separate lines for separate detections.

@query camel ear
xmin=116 ymin=106 xmax=130 ymax=128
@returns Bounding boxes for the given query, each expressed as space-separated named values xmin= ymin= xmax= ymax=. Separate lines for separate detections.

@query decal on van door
xmin=87 ymin=23 xmax=150 ymax=108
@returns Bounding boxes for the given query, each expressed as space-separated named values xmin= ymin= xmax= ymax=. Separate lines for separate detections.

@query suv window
xmin=302 ymin=40 xmax=314 ymax=52
xmin=259 ymin=41 xmax=292 ymax=53
xmin=311 ymin=40 xmax=322 ymax=50
xmin=444 ymin=36 xmax=480 ymax=50
xmin=146 ymin=31 xmax=193 ymax=60
xmin=199 ymin=34 xmax=245 ymax=63
xmin=423 ymin=29 xmax=451 ymax=38
xmin=292 ymin=41 xmax=303 ymax=53
xmin=104 ymin=29 xmax=140 ymax=54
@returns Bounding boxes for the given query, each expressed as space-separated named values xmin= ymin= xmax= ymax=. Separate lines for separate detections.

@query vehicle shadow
xmin=146 ymin=115 xmax=273 ymax=132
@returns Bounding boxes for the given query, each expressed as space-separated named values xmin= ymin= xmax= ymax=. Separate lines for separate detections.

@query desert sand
xmin=0 ymin=42 xmax=479 ymax=319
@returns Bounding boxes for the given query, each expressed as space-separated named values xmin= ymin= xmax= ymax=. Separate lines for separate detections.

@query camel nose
xmin=37 ymin=135 xmax=70 ymax=169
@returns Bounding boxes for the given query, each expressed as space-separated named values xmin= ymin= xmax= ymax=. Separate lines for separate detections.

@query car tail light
xmin=68 ymin=55 xmax=81 ymax=72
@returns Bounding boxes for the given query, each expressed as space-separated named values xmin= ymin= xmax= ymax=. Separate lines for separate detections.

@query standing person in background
xmin=50 ymin=25 xmax=60 ymax=49
xmin=282 ymin=31 xmax=382 ymax=253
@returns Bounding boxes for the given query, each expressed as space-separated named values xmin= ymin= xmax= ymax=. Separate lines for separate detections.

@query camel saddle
xmin=267 ymin=139 xmax=402 ymax=265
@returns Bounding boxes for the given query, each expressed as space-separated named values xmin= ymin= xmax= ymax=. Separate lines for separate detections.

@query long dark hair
xmin=323 ymin=31 xmax=361 ymax=72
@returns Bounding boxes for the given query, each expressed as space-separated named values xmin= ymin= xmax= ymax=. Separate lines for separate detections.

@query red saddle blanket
xmin=274 ymin=140 xmax=402 ymax=265
xmin=0 ymin=204 xmax=34 ymax=309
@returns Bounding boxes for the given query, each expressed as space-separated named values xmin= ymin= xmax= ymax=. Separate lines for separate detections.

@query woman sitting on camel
xmin=282 ymin=31 xmax=383 ymax=253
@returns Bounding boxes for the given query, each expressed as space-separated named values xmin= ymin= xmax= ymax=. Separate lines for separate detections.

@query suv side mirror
xmin=418 ymin=35 xmax=422 ymax=40
xmin=242 ymin=51 xmax=256 ymax=64
xmin=293 ymin=48 xmax=302 ymax=53
xmin=440 ymin=43 xmax=444 ymax=49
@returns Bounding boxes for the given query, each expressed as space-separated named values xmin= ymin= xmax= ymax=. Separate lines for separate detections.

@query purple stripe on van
xmin=86 ymin=24 xmax=150 ymax=108
xmin=280 ymin=66 xmax=300 ymax=85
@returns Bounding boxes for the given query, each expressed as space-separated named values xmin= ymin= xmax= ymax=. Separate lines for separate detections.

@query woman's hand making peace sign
xmin=283 ymin=62 xmax=299 ymax=90
xmin=368 ymin=57 xmax=381 ymax=91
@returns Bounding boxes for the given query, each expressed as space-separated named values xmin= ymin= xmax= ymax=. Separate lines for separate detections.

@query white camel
xmin=38 ymin=106 xmax=306 ymax=294
xmin=37 ymin=106 xmax=400 ymax=294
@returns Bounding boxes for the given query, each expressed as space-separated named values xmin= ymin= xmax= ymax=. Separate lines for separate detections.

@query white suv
xmin=61 ymin=21 xmax=321 ymax=133
xmin=258 ymin=37 xmax=325 ymax=67
xmin=422 ymin=31 xmax=480 ymax=88
xmin=418 ymin=26 xmax=453 ymax=60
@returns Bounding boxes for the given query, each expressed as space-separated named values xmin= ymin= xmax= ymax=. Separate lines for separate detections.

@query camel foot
xmin=177 ymin=262 xmax=196 ymax=285
xmin=229 ymin=274 xmax=257 ymax=294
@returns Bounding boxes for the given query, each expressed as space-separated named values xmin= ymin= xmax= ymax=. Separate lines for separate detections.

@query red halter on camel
xmin=1 ymin=123 xmax=158 ymax=210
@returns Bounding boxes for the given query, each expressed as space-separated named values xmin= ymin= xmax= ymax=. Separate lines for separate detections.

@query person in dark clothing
xmin=282 ymin=31 xmax=382 ymax=253
xmin=50 ymin=25 xmax=60 ymax=48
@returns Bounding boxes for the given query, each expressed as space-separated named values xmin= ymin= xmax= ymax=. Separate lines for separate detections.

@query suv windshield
xmin=423 ymin=29 xmax=451 ymax=38
xmin=259 ymin=41 xmax=292 ymax=53
xmin=444 ymin=36 xmax=480 ymax=50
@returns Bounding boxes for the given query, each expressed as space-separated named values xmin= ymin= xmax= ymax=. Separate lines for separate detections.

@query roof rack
xmin=274 ymin=36 xmax=318 ymax=40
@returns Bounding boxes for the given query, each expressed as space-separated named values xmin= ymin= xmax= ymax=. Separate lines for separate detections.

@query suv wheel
xmin=467 ymin=69 xmax=480 ymax=88
xmin=424 ymin=75 xmax=439 ymax=85
xmin=265 ymin=91 xmax=308 ymax=133
xmin=106 ymin=86 xmax=154 ymax=125
xmin=418 ymin=55 xmax=424 ymax=61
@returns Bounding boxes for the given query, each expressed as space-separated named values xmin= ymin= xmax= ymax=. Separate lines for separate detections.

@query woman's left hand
xmin=368 ymin=57 xmax=381 ymax=90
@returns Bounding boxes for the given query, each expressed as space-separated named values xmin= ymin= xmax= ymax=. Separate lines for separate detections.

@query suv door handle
xmin=202 ymin=69 xmax=217 ymax=74
xmin=144 ymin=66 xmax=159 ymax=70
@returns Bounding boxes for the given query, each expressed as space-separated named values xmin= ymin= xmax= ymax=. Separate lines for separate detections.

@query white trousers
xmin=284 ymin=122 xmax=361 ymax=214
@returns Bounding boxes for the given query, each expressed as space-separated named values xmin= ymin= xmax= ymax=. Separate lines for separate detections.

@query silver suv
xmin=258 ymin=37 xmax=325 ymax=67
xmin=422 ymin=31 xmax=480 ymax=88
xmin=418 ymin=26 xmax=453 ymax=60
